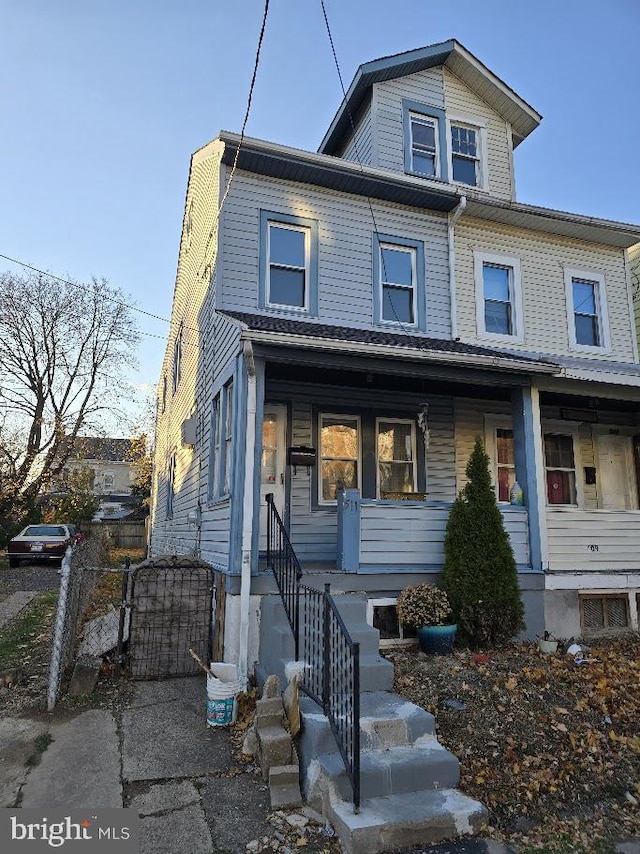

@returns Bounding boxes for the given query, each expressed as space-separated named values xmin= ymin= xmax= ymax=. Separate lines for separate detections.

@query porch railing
xmin=265 ymin=494 xmax=361 ymax=811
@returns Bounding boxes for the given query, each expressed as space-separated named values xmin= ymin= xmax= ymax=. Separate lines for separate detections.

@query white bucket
xmin=206 ymin=663 xmax=241 ymax=727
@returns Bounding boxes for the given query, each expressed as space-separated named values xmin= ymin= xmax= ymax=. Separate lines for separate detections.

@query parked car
xmin=7 ymin=524 xmax=81 ymax=568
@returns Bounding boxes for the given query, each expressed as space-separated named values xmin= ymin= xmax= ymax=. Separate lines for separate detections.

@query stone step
xmin=328 ymin=788 xmax=487 ymax=854
xmin=308 ymin=741 xmax=459 ymax=804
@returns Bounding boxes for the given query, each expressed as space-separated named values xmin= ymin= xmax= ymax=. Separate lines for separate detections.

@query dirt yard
xmin=390 ymin=634 xmax=640 ymax=852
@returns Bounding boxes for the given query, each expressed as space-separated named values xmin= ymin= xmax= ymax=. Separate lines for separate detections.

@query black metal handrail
xmin=265 ymin=493 xmax=302 ymax=660
xmin=265 ymin=495 xmax=360 ymax=811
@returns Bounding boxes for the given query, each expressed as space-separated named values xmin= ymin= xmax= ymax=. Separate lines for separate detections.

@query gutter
xmin=448 ymin=195 xmax=467 ymax=341
xmin=239 ymin=328 xmax=559 ymax=376
xmin=238 ymin=340 xmax=257 ymax=687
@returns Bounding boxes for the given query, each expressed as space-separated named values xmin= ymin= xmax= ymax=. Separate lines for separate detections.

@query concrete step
xmin=298 ymin=692 xmax=436 ymax=759
xmin=310 ymin=741 xmax=459 ymax=803
xmin=328 ymin=788 xmax=487 ymax=854
xmin=358 ymin=653 xmax=394 ymax=692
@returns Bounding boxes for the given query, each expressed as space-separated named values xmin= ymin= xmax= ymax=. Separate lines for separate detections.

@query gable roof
xmin=319 ymin=39 xmax=542 ymax=156
xmin=70 ymin=437 xmax=131 ymax=462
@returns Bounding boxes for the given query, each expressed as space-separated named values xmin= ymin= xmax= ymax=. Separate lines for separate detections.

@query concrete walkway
xmin=0 ymin=591 xmax=39 ymax=630
xmin=7 ymin=677 xmax=273 ymax=854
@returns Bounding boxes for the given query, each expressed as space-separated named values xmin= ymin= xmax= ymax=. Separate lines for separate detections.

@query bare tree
xmin=0 ymin=270 xmax=139 ymax=530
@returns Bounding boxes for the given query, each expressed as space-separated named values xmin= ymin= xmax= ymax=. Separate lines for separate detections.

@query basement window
xmin=580 ymin=594 xmax=629 ymax=632
xmin=366 ymin=598 xmax=417 ymax=648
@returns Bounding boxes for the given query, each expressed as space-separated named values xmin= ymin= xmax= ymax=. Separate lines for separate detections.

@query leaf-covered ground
xmin=390 ymin=634 xmax=640 ymax=852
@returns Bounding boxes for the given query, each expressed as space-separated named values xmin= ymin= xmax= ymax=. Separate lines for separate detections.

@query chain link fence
xmin=47 ymin=537 xmax=127 ymax=710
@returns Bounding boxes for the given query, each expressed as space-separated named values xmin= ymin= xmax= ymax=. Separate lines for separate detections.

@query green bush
xmin=441 ymin=436 xmax=524 ymax=648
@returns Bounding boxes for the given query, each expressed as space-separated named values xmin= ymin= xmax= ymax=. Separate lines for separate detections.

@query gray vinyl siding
xmin=454 ymin=397 xmax=512 ymax=492
xmin=455 ymin=218 xmax=636 ymax=363
xmin=546 ymin=509 xmax=640 ymax=572
xmin=267 ymin=380 xmax=457 ymax=563
xmin=373 ymin=68 xmax=445 ymax=174
xmin=220 ymin=171 xmax=451 ymax=339
xmin=150 ymin=144 xmax=224 ymax=558
xmin=630 ymin=244 xmax=640 ymax=351
xmin=338 ymin=97 xmax=374 ymax=165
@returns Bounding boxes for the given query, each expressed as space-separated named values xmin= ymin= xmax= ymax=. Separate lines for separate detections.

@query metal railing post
xmin=322 ymin=583 xmax=331 ymax=715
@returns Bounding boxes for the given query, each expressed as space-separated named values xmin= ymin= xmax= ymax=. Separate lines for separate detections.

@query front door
xmin=597 ymin=434 xmax=635 ymax=510
xmin=259 ymin=405 xmax=287 ymax=551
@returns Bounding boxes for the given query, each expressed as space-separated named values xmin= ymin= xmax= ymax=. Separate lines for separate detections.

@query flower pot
xmin=417 ymin=624 xmax=457 ymax=655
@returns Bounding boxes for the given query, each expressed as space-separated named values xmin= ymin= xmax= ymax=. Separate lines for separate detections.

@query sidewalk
xmin=3 ymin=676 xmax=275 ymax=853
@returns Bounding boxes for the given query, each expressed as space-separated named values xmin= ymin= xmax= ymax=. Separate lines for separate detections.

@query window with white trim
xmin=366 ymin=598 xmax=417 ymax=647
xmin=474 ymin=252 xmax=523 ymax=342
xmin=376 ymin=419 xmax=417 ymax=497
xmin=103 ymin=473 xmax=114 ymax=491
xmin=161 ymin=375 xmax=167 ymax=413
xmin=544 ymin=433 xmax=577 ymax=506
xmin=379 ymin=243 xmax=417 ymax=325
xmin=564 ymin=269 xmax=609 ymax=351
xmin=450 ymin=123 xmax=480 ymax=186
xmin=267 ymin=222 xmax=309 ymax=309
xmin=319 ymin=414 xmax=360 ymax=503
xmin=409 ymin=113 xmax=439 ymax=177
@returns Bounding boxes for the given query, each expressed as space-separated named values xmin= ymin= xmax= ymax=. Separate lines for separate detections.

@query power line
xmin=196 ymin=0 xmax=271 ymax=281
xmin=319 ymin=0 xmax=415 ymax=337
xmin=0 ymin=252 xmax=201 ymax=344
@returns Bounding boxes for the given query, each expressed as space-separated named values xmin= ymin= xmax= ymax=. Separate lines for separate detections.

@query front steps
xmin=257 ymin=593 xmax=486 ymax=853
xmin=257 ymin=593 xmax=394 ymax=693
xmin=298 ymin=691 xmax=486 ymax=853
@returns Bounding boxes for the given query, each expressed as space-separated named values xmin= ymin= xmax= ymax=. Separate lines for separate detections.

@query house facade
xmin=150 ymin=40 xmax=640 ymax=676
xmin=57 ymin=437 xmax=136 ymax=520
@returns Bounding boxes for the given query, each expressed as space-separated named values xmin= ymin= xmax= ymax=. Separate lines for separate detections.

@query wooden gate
xmin=126 ymin=556 xmax=214 ymax=679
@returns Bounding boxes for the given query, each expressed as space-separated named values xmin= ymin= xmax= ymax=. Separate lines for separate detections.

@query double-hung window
xmin=267 ymin=223 xmax=308 ymax=309
xmin=376 ymin=419 xmax=417 ymax=497
xmin=379 ymin=243 xmax=416 ymax=325
xmin=207 ymin=379 xmax=234 ymax=500
xmin=474 ymin=252 xmax=523 ymax=342
xmin=207 ymin=395 xmax=220 ymax=502
xmin=450 ymin=124 xmax=480 ymax=186
xmin=260 ymin=211 xmax=318 ymax=314
xmin=409 ymin=113 xmax=439 ymax=177
xmin=544 ymin=433 xmax=577 ymax=506
xmin=319 ymin=414 xmax=360 ymax=503
xmin=564 ymin=269 xmax=609 ymax=352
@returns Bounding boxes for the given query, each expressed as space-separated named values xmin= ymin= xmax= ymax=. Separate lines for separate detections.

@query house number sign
xmin=587 ymin=544 xmax=599 ymax=552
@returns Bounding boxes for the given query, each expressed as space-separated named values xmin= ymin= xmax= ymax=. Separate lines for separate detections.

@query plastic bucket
xmin=206 ymin=663 xmax=241 ymax=727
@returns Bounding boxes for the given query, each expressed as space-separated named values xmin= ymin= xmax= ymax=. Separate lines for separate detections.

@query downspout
xmin=448 ymin=195 xmax=467 ymax=341
xmin=238 ymin=340 xmax=256 ymax=688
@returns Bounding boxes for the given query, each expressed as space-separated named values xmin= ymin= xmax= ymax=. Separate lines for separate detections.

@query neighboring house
xmin=630 ymin=243 xmax=640 ymax=351
xmin=150 ymin=39 xmax=640 ymax=677
xmin=57 ymin=437 xmax=136 ymax=520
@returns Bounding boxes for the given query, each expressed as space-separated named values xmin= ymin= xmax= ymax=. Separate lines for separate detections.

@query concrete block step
xmin=298 ymin=693 xmax=436 ymax=758
xmin=358 ymin=654 xmax=394 ymax=692
xmin=312 ymin=741 xmax=459 ymax=802
xmin=328 ymin=788 xmax=487 ymax=854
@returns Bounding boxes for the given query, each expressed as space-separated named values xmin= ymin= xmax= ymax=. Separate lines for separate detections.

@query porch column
xmin=249 ymin=355 xmax=266 ymax=572
xmin=511 ymin=385 xmax=548 ymax=572
xmin=337 ymin=489 xmax=361 ymax=572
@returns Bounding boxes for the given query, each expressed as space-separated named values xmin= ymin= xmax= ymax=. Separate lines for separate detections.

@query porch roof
xmin=222 ymin=311 xmax=559 ymax=376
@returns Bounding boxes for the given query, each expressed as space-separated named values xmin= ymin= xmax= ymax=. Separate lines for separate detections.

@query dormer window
xmin=409 ymin=114 xmax=439 ymax=178
xmin=451 ymin=124 xmax=479 ymax=186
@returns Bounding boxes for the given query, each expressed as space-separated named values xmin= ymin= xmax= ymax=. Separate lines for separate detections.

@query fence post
xmin=353 ymin=640 xmax=361 ymax=813
xmin=47 ymin=546 xmax=73 ymax=711
xmin=115 ymin=568 xmax=132 ymax=678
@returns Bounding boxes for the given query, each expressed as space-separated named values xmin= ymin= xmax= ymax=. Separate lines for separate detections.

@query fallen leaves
xmin=390 ymin=632 xmax=640 ymax=851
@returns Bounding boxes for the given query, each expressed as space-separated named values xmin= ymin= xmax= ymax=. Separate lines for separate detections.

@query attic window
xmin=409 ymin=114 xmax=439 ymax=177
xmin=451 ymin=124 xmax=479 ymax=186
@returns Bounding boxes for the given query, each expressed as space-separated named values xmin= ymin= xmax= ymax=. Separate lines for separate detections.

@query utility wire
xmin=0 ymin=252 xmax=201 ymax=347
xmin=319 ymin=0 xmax=414 ymax=337
xmin=197 ymin=0 xmax=271 ymax=280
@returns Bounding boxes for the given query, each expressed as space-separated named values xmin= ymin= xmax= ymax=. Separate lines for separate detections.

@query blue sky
xmin=2 ymin=0 xmax=639 ymax=421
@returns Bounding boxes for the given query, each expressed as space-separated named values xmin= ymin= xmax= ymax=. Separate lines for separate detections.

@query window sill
xmin=207 ymin=495 xmax=232 ymax=508
xmin=477 ymin=331 xmax=525 ymax=346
